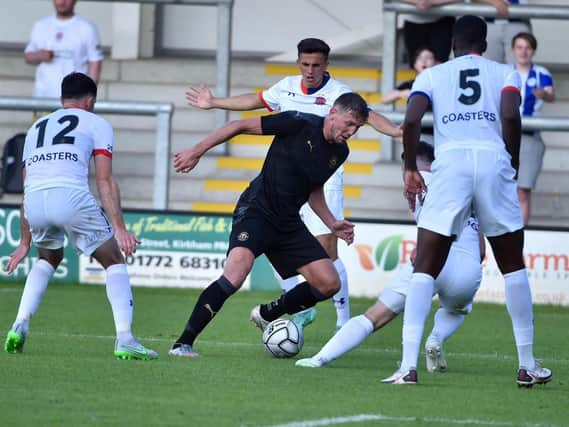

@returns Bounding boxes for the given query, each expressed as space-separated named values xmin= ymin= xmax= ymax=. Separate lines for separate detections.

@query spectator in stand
xmin=382 ymin=47 xmax=436 ymax=144
xmin=24 ymin=0 xmax=103 ymax=99
xmin=399 ymin=1 xmax=460 ymax=67
xmin=511 ymin=32 xmax=555 ymax=225
xmin=381 ymin=47 xmax=436 ymax=105
xmin=472 ymin=0 xmax=530 ymax=64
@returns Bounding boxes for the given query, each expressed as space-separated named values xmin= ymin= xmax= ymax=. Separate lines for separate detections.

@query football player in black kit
xmin=169 ymin=92 xmax=368 ymax=358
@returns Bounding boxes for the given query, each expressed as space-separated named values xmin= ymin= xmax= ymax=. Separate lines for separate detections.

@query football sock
xmin=105 ymin=264 xmax=135 ymax=342
xmin=332 ymin=259 xmax=350 ymax=328
xmin=173 ymin=276 xmax=236 ymax=348
xmin=429 ymin=307 xmax=465 ymax=343
xmin=280 ymin=274 xmax=301 ymax=293
xmin=260 ymin=281 xmax=328 ymax=322
xmin=14 ymin=258 xmax=54 ymax=324
xmin=504 ymin=268 xmax=535 ymax=369
xmin=401 ymin=273 xmax=435 ymax=371
xmin=314 ymin=314 xmax=374 ymax=364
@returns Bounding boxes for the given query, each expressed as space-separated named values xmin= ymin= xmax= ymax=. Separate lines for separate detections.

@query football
xmin=262 ymin=318 xmax=304 ymax=358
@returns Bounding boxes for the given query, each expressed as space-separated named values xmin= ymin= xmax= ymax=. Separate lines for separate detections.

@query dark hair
xmin=401 ymin=141 xmax=435 ymax=163
xmin=412 ymin=46 xmax=435 ymax=65
xmin=511 ymin=32 xmax=537 ymax=50
xmin=333 ymin=93 xmax=369 ymax=122
xmin=61 ymin=72 xmax=97 ymax=100
xmin=453 ymin=15 xmax=487 ymax=53
xmin=297 ymin=38 xmax=330 ymax=60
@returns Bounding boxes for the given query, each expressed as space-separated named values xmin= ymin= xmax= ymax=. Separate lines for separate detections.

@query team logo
xmin=237 ymin=231 xmax=249 ymax=241
xmin=307 ymin=140 xmax=313 ymax=152
xmin=287 ymin=91 xmax=296 ymax=97
xmin=526 ymin=77 xmax=537 ymax=88
xmin=314 ymin=96 xmax=326 ymax=105
xmin=329 ymin=156 xmax=338 ymax=168
xmin=56 ymin=32 xmax=63 ymax=42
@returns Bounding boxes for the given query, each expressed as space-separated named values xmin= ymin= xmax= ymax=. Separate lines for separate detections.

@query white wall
xmin=0 ymin=0 xmax=566 ymax=64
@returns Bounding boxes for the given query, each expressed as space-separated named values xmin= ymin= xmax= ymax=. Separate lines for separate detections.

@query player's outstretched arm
xmin=186 ymin=85 xmax=263 ymax=111
xmin=95 ymin=155 xmax=139 ymax=256
xmin=5 ymin=202 xmax=31 ymax=274
xmin=308 ymin=187 xmax=355 ymax=245
xmin=367 ymin=110 xmax=402 ymax=138
xmin=175 ymin=117 xmax=262 ymax=173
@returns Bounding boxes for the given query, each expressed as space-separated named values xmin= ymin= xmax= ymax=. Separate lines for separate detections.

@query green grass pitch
xmin=0 ymin=282 xmax=567 ymax=427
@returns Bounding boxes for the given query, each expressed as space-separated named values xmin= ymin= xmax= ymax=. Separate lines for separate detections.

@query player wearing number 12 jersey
xmin=4 ymin=72 xmax=157 ymax=360
xmin=382 ymin=15 xmax=551 ymax=386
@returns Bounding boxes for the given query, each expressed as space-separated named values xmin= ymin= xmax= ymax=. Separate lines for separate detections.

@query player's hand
xmin=532 ymin=87 xmax=547 ymax=100
xmin=332 ymin=220 xmax=355 ymax=245
xmin=410 ymin=247 xmax=417 ymax=266
xmin=4 ymin=244 xmax=30 ymax=274
xmin=494 ymin=0 xmax=509 ymax=16
xmin=174 ymin=146 xmax=202 ymax=173
xmin=403 ymin=169 xmax=427 ymax=211
xmin=185 ymin=85 xmax=214 ymax=110
xmin=115 ymin=229 xmax=140 ymax=256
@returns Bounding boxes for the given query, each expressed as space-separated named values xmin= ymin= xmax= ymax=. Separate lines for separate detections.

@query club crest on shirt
xmin=314 ymin=96 xmax=326 ymax=105
xmin=237 ymin=231 xmax=249 ymax=242
xmin=329 ymin=156 xmax=338 ymax=168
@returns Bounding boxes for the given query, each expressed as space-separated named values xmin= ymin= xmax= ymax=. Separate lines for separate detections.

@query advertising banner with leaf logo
xmin=339 ymin=222 xmax=569 ymax=306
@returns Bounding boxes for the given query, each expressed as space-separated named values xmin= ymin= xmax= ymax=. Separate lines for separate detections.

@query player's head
xmin=401 ymin=141 xmax=434 ymax=172
xmin=452 ymin=15 xmax=487 ymax=56
xmin=53 ymin=0 xmax=77 ymax=18
xmin=296 ymin=38 xmax=330 ymax=89
xmin=61 ymin=72 xmax=97 ymax=111
xmin=511 ymin=32 xmax=537 ymax=66
xmin=325 ymin=93 xmax=368 ymax=144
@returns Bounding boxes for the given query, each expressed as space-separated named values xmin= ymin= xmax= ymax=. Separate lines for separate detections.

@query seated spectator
xmin=399 ymin=1 xmax=458 ymax=67
xmin=381 ymin=47 xmax=436 ymax=105
xmin=511 ymin=32 xmax=555 ymax=224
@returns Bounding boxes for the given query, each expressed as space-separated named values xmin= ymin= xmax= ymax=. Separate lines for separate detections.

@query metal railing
xmin=0 ymin=96 xmax=174 ymax=210
xmin=90 ymin=0 xmax=233 ymax=143
xmin=380 ymin=1 xmax=569 ymax=160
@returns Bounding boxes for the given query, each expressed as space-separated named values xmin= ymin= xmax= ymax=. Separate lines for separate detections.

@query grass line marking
xmin=256 ymin=413 xmax=559 ymax=427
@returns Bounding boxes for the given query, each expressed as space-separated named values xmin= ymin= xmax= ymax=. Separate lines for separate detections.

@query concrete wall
xmin=0 ymin=0 xmax=566 ymax=63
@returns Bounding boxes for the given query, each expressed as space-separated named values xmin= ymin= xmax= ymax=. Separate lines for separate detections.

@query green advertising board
xmin=0 ymin=205 xmax=78 ymax=283
xmin=0 ymin=205 xmax=280 ymax=291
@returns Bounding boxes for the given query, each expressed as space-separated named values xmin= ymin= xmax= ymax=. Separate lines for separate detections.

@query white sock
xmin=429 ymin=307 xmax=465 ymax=343
xmin=332 ymin=258 xmax=350 ymax=327
xmin=14 ymin=259 xmax=54 ymax=325
xmin=105 ymin=264 xmax=134 ymax=342
xmin=401 ymin=272 xmax=435 ymax=371
xmin=504 ymin=268 xmax=535 ymax=369
xmin=280 ymin=275 xmax=301 ymax=292
xmin=314 ymin=314 xmax=374 ymax=364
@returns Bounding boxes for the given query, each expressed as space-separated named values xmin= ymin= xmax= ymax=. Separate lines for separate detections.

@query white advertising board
xmin=339 ymin=222 xmax=569 ymax=305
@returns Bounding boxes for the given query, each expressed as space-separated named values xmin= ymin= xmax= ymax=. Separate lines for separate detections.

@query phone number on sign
xmin=124 ymin=253 xmax=226 ymax=270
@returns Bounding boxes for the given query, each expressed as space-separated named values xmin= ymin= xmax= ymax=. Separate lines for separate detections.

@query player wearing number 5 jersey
xmin=4 ymin=72 xmax=157 ymax=360
xmin=383 ymin=16 xmax=551 ymax=386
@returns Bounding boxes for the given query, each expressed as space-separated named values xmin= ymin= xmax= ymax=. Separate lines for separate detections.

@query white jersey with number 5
xmin=411 ymin=54 xmax=521 ymax=153
xmin=23 ymin=108 xmax=113 ymax=193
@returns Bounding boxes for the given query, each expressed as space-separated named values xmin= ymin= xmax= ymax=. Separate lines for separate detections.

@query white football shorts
xmin=379 ymin=247 xmax=481 ymax=315
xmin=24 ymin=188 xmax=114 ymax=256
xmin=300 ymin=167 xmax=344 ymax=236
xmin=418 ymin=146 xmax=524 ymax=238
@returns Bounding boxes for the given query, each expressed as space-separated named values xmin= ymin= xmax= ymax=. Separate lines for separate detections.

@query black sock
xmin=172 ymin=276 xmax=236 ymax=348
xmin=259 ymin=281 xmax=329 ymax=322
